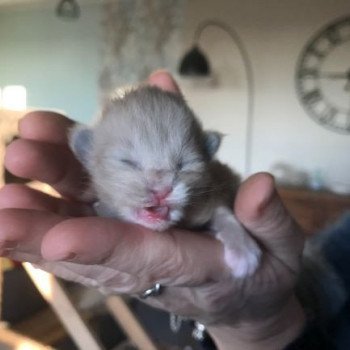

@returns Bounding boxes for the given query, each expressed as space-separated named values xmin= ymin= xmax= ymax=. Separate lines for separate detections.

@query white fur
xmin=213 ymin=207 xmax=261 ymax=278
xmin=168 ymin=182 xmax=188 ymax=205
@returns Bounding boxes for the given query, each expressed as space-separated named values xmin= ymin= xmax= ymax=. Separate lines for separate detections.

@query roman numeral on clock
xmin=325 ymin=27 xmax=342 ymax=45
xmin=319 ymin=107 xmax=337 ymax=123
xmin=298 ymin=68 xmax=319 ymax=79
xmin=302 ymin=89 xmax=322 ymax=106
xmin=306 ymin=46 xmax=326 ymax=60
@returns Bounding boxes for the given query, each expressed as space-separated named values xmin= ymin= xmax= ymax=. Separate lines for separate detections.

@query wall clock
xmin=296 ymin=16 xmax=350 ymax=134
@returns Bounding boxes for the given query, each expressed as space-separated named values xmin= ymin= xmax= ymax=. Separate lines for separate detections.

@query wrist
xmin=206 ymin=295 xmax=306 ymax=350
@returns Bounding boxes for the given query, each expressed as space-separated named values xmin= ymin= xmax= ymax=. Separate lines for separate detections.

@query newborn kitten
xmin=69 ymin=86 xmax=261 ymax=278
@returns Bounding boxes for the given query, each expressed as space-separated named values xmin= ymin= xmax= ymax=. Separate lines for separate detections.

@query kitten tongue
xmin=141 ymin=206 xmax=169 ymax=221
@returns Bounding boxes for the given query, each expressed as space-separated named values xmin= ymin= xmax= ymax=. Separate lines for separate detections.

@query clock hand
xmin=319 ymin=72 xmax=348 ymax=79
xmin=321 ymin=70 xmax=350 ymax=91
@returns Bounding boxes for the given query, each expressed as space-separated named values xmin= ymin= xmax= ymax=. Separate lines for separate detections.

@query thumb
xmin=235 ymin=172 xmax=305 ymax=272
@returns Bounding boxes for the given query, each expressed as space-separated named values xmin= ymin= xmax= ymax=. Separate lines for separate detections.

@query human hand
xmin=0 ymin=71 xmax=306 ymax=350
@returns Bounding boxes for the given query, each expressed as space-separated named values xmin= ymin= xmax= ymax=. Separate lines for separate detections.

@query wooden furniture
xmin=106 ymin=296 xmax=158 ymax=350
xmin=0 ymin=327 xmax=54 ymax=350
xmin=278 ymin=186 xmax=350 ymax=234
xmin=23 ymin=263 xmax=104 ymax=350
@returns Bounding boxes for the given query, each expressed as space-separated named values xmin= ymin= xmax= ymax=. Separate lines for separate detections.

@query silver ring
xmin=139 ymin=283 xmax=163 ymax=299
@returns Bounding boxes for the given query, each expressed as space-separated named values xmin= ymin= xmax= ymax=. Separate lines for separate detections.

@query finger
xmin=147 ymin=70 xmax=181 ymax=94
xmin=5 ymin=139 xmax=88 ymax=199
xmin=0 ymin=207 xmax=139 ymax=290
xmin=41 ymin=217 xmax=228 ymax=287
xmin=0 ymin=184 xmax=93 ymax=216
xmin=19 ymin=111 xmax=74 ymax=145
xmin=0 ymin=209 xmax=64 ymax=258
xmin=234 ymin=172 xmax=304 ymax=272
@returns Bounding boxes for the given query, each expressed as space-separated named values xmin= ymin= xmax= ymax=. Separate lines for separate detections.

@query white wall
xmin=0 ymin=2 xmax=102 ymax=122
xmin=1 ymin=0 xmax=350 ymax=190
xmin=180 ymin=0 xmax=350 ymax=190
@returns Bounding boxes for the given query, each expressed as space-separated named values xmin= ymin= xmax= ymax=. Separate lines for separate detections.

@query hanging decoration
xmin=99 ymin=0 xmax=185 ymax=101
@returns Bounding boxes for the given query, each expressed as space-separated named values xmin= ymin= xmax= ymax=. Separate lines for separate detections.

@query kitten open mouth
xmin=139 ymin=206 xmax=170 ymax=221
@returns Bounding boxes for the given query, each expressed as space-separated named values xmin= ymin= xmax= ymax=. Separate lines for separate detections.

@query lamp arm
xmin=193 ymin=19 xmax=254 ymax=176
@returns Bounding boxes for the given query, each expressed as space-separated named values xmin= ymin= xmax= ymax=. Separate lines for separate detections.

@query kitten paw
xmin=212 ymin=206 xmax=262 ymax=278
xmin=224 ymin=239 xmax=261 ymax=278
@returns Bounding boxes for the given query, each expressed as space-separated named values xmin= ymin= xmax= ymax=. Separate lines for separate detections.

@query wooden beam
xmin=106 ymin=296 xmax=159 ymax=350
xmin=23 ymin=263 xmax=104 ymax=350
xmin=0 ymin=327 xmax=54 ymax=350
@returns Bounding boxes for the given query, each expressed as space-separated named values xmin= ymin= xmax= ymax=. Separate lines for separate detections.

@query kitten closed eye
xmin=120 ymin=158 xmax=141 ymax=169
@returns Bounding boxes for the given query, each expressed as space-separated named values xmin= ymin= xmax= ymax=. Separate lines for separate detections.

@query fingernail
xmin=64 ymin=252 xmax=77 ymax=261
xmin=0 ymin=240 xmax=18 ymax=249
xmin=257 ymin=186 xmax=277 ymax=214
xmin=51 ymin=252 xmax=76 ymax=261
xmin=149 ymin=68 xmax=169 ymax=77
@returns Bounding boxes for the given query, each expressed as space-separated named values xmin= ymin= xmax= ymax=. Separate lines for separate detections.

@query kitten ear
xmin=69 ymin=125 xmax=93 ymax=167
xmin=204 ymin=131 xmax=223 ymax=157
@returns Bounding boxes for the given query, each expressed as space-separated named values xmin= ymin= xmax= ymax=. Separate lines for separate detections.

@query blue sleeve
xmin=286 ymin=213 xmax=350 ymax=350
xmin=322 ymin=213 xmax=350 ymax=350
xmin=323 ymin=213 xmax=350 ymax=292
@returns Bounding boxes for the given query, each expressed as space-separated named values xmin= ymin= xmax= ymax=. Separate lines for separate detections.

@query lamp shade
xmin=56 ymin=0 xmax=80 ymax=19
xmin=178 ymin=46 xmax=211 ymax=77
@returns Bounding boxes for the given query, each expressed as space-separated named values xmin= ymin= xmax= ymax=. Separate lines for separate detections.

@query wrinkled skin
xmin=0 ymin=71 xmax=306 ymax=349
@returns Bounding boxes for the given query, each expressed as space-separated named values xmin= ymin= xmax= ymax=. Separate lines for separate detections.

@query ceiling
xmin=0 ymin=0 xmax=50 ymax=8
xmin=0 ymin=0 xmax=39 ymax=5
xmin=0 ymin=0 xmax=101 ymax=5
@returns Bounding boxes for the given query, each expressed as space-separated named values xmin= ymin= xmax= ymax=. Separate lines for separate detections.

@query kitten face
xmin=70 ymin=87 xmax=220 ymax=231
xmin=90 ymin=121 xmax=210 ymax=230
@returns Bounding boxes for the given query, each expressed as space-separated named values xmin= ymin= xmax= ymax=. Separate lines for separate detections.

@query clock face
xmin=296 ymin=16 xmax=350 ymax=134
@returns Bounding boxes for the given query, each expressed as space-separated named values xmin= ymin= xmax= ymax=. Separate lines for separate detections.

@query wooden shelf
xmin=278 ymin=186 xmax=350 ymax=234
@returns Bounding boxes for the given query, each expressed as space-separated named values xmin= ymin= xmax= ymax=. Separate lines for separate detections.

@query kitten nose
xmin=151 ymin=186 xmax=173 ymax=201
